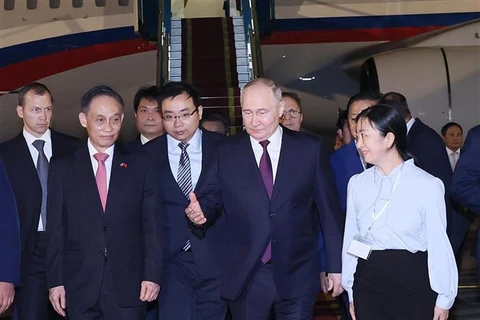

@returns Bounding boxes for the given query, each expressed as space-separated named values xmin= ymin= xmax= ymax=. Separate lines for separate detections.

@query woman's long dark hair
xmin=356 ymin=104 xmax=410 ymax=161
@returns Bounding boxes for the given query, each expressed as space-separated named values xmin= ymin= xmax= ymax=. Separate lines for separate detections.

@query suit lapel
xmin=156 ymin=136 xmax=186 ymax=199
xmin=239 ymin=133 xmax=271 ymax=203
xmin=105 ymin=146 xmax=130 ymax=214
xmin=74 ymin=144 xmax=104 ymax=212
xmin=14 ymin=134 xmax=41 ymax=187
xmin=271 ymin=130 xmax=293 ymax=203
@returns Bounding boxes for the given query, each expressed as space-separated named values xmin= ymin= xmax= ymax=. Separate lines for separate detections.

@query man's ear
xmin=78 ymin=112 xmax=87 ymax=128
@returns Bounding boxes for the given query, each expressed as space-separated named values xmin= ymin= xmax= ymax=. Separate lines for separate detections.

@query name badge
xmin=347 ymin=235 xmax=373 ymax=260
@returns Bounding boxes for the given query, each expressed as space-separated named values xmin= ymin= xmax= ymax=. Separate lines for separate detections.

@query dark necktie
xmin=259 ymin=140 xmax=273 ymax=263
xmin=33 ymin=140 xmax=48 ymax=230
xmin=177 ymin=142 xmax=192 ymax=251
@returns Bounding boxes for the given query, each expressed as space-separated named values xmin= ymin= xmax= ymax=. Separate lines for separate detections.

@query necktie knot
xmin=259 ymin=140 xmax=270 ymax=149
xmin=33 ymin=139 xmax=46 ymax=151
xmin=94 ymin=152 xmax=109 ymax=163
xmin=178 ymin=142 xmax=189 ymax=151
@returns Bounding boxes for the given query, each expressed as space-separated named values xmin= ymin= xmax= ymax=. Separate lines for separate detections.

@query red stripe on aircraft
xmin=0 ymin=38 xmax=156 ymax=92
xmin=261 ymin=26 xmax=444 ymax=45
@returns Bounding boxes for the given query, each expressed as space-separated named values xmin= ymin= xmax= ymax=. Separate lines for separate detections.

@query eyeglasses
xmin=162 ymin=109 xmax=197 ymax=122
xmin=282 ymin=109 xmax=301 ymax=119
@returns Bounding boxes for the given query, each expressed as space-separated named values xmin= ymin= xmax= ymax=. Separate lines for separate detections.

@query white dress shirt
xmin=406 ymin=117 xmax=416 ymax=134
xmin=140 ymin=134 xmax=151 ymax=145
xmin=87 ymin=139 xmax=115 ymax=192
xmin=342 ymin=159 xmax=458 ymax=309
xmin=250 ymin=126 xmax=283 ymax=182
xmin=167 ymin=129 xmax=203 ymax=190
xmin=446 ymin=147 xmax=460 ymax=171
xmin=23 ymin=128 xmax=52 ymax=231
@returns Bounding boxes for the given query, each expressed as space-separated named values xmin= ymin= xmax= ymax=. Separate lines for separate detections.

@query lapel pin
xmin=120 ymin=163 xmax=128 ymax=168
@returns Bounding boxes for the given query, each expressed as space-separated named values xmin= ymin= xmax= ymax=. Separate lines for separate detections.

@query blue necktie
xmin=33 ymin=140 xmax=48 ymax=230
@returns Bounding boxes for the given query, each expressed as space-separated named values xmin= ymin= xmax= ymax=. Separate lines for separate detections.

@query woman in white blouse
xmin=342 ymin=104 xmax=457 ymax=320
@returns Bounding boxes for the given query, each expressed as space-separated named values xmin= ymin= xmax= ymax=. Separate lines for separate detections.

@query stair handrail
xmin=241 ymin=0 xmax=264 ymax=79
xmin=157 ymin=0 xmax=172 ymax=86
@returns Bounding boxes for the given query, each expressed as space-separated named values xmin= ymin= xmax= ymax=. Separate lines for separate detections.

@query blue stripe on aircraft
xmin=0 ymin=26 xmax=137 ymax=68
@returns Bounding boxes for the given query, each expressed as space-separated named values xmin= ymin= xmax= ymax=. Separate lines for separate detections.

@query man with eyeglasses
xmin=280 ymin=92 xmax=303 ymax=132
xmin=142 ymin=81 xmax=227 ymax=320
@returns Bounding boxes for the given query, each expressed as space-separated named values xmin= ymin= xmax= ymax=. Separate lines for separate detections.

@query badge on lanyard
xmin=347 ymin=165 xmax=403 ymax=260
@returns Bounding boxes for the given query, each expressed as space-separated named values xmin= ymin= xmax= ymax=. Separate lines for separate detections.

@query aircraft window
xmin=50 ymin=0 xmax=60 ymax=8
xmin=72 ymin=0 xmax=83 ymax=8
xmin=27 ymin=0 xmax=37 ymax=9
xmin=4 ymin=0 xmax=15 ymax=11
xmin=95 ymin=0 xmax=106 ymax=7
xmin=118 ymin=0 xmax=129 ymax=6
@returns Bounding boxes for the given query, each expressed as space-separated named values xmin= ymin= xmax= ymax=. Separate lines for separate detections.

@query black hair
xmin=378 ymin=92 xmax=411 ymax=119
xmin=441 ymin=122 xmax=463 ymax=136
xmin=159 ymin=81 xmax=201 ymax=110
xmin=200 ymin=113 xmax=229 ymax=134
xmin=282 ymin=92 xmax=302 ymax=112
xmin=346 ymin=91 xmax=383 ymax=115
xmin=356 ymin=104 xmax=410 ymax=161
xmin=80 ymin=85 xmax=124 ymax=113
xmin=133 ymin=85 xmax=161 ymax=113
xmin=336 ymin=108 xmax=348 ymax=130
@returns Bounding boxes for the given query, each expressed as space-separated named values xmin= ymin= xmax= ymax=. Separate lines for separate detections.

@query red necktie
xmin=94 ymin=153 xmax=109 ymax=211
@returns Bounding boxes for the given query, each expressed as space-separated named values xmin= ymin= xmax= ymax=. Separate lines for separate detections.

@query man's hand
xmin=185 ymin=192 xmax=207 ymax=225
xmin=49 ymin=286 xmax=66 ymax=317
xmin=433 ymin=306 xmax=449 ymax=320
xmin=0 ymin=282 xmax=14 ymax=314
xmin=349 ymin=301 xmax=356 ymax=320
xmin=326 ymin=273 xmax=344 ymax=297
xmin=139 ymin=281 xmax=160 ymax=302
xmin=319 ymin=272 xmax=329 ymax=293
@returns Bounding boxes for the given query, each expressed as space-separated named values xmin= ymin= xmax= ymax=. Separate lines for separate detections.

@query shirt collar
xmin=374 ymin=159 xmax=410 ymax=180
xmin=406 ymin=118 xmax=416 ymax=134
xmin=249 ymin=125 xmax=283 ymax=147
xmin=140 ymin=134 xmax=150 ymax=145
xmin=446 ymin=147 xmax=460 ymax=155
xmin=87 ymin=139 xmax=115 ymax=159
xmin=23 ymin=128 xmax=51 ymax=145
xmin=167 ymin=128 xmax=203 ymax=153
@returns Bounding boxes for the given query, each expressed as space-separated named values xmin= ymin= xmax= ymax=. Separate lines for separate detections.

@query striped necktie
xmin=177 ymin=142 xmax=192 ymax=252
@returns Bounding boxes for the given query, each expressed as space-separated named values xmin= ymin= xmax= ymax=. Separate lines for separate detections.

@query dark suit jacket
xmin=142 ymin=129 xmax=225 ymax=279
xmin=451 ymin=125 xmax=480 ymax=276
xmin=329 ymin=141 xmax=364 ymax=214
xmin=0 ymin=159 xmax=20 ymax=286
xmin=195 ymin=129 xmax=344 ymax=300
xmin=46 ymin=142 xmax=163 ymax=309
xmin=408 ymin=118 xmax=469 ymax=240
xmin=125 ymin=135 xmax=143 ymax=152
xmin=0 ymin=130 xmax=78 ymax=276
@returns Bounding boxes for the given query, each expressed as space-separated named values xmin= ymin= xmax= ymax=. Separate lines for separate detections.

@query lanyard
xmin=367 ymin=165 xmax=403 ymax=232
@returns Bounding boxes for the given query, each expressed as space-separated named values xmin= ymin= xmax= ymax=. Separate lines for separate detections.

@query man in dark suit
xmin=46 ymin=85 xmax=162 ymax=319
xmin=126 ymin=85 xmax=164 ymax=150
xmin=0 ymin=159 xmax=20 ymax=316
xmin=0 ymin=82 xmax=78 ymax=320
xmin=329 ymin=91 xmax=380 ymax=320
xmin=186 ymin=78 xmax=344 ymax=319
xmin=330 ymin=91 xmax=381 ymax=214
xmin=451 ymin=125 xmax=480 ymax=280
xmin=441 ymin=122 xmax=463 ymax=172
xmin=380 ymin=92 xmax=470 ymax=255
xmin=143 ymin=81 xmax=226 ymax=320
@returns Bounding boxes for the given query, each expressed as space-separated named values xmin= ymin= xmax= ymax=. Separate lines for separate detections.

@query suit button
xmin=269 ymin=213 xmax=276 ymax=217
xmin=103 ymin=227 xmax=109 ymax=231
